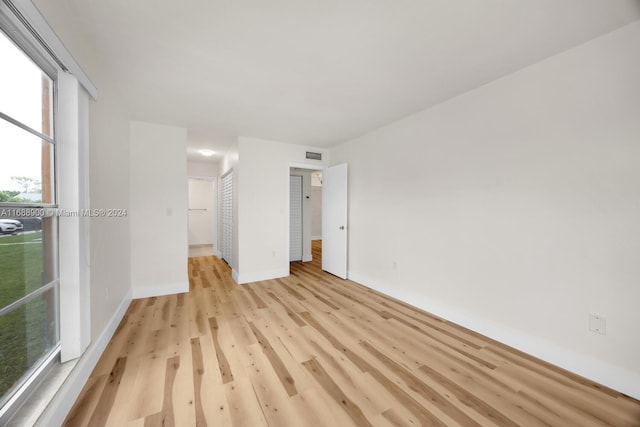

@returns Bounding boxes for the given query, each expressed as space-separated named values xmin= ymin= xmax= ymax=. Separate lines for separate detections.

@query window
xmin=0 ymin=28 xmax=59 ymax=411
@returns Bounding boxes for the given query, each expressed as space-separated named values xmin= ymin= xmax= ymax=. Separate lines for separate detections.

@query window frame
xmin=0 ymin=1 xmax=97 ymax=423
xmin=0 ymin=25 xmax=61 ymax=420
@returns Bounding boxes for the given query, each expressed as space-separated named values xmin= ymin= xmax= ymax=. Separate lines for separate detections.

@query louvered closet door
xmin=289 ymin=175 xmax=303 ymax=261
xmin=221 ymin=172 xmax=233 ymax=265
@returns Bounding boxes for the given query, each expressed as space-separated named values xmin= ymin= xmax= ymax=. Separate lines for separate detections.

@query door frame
xmin=187 ymin=175 xmax=218 ymax=256
xmin=287 ymin=163 xmax=323 ymax=273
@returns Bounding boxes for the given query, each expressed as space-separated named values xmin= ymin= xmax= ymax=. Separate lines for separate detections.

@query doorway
xmin=188 ymin=177 xmax=217 ymax=257
xmin=288 ymin=163 xmax=348 ymax=278
xmin=288 ymin=165 xmax=324 ymax=270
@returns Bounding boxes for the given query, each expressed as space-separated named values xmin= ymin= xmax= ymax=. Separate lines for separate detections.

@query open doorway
xmin=288 ymin=166 xmax=323 ymax=270
xmin=188 ymin=177 xmax=217 ymax=257
xmin=288 ymin=163 xmax=347 ymax=278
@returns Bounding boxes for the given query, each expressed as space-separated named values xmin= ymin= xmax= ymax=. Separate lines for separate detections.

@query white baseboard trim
xmin=237 ymin=267 xmax=289 ymax=285
xmin=348 ymin=270 xmax=640 ymax=400
xmin=302 ymin=255 xmax=313 ymax=262
xmin=232 ymin=269 xmax=239 ymax=283
xmin=312 ymin=236 xmax=322 ymax=241
xmin=36 ymin=289 xmax=132 ymax=426
xmin=214 ymin=250 xmax=222 ymax=257
xmin=132 ymin=282 xmax=188 ymax=299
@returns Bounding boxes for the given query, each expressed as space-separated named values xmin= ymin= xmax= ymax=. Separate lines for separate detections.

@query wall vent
xmin=306 ymin=151 xmax=322 ymax=160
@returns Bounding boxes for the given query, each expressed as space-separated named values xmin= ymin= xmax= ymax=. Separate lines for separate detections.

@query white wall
xmin=332 ymin=21 xmax=640 ymax=398
xmin=311 ymin=185 xmax=322 ymax=240
xmin=34 ymin=0 xmax=133 ymax=344
xmin=188 ymin=178 xmax=215 ymax=246
xmin=86 ymin=79 xmax=132 ymax=340
xmin=188 ymin=160 xmax=220 ymax=177
xmin=236 ymin=137 xmax=326 ymax=283
xmin=130 ymin=121 xmax=188 ymax=298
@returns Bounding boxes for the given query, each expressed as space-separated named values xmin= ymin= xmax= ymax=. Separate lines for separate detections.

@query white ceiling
xmin=186 ymin=129 xmax=235 ymax=163
xmin=36 ymin=1 xmax=640 ymax=153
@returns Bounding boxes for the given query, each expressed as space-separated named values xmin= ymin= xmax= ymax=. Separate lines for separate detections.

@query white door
xmin=188 ymin=178 xmax=215 ymax=246
xmin=221 ymin=172 xmax=233 ymax=265
xmin=290 ymin=175 xmax=303 ymax=261
xmin=322 ymin=163 xmax=348 ymax=278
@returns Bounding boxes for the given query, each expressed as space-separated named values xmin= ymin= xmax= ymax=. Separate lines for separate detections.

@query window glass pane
xmin=0 ymin=31 xmax=53 ymax=137
xmin=0 ymin=119 xmax=55 ymax=204
xmin=0 ymin=287 xmax=58 ymax=406
xmin=0 ymin=23 xmax=58 ymax=416
xmin=0 ymin=216 xmax=56 ymax=309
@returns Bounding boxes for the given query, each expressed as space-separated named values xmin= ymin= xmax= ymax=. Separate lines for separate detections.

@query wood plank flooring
xmin=63 ymin=241 xmax=640 ymax=426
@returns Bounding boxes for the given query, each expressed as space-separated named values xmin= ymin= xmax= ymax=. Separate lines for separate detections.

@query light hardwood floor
xmin=63 ymin=241 xmax=640 ymax=426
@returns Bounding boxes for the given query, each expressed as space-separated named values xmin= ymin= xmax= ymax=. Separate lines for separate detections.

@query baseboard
xmin=132 ymin=282 xmax=188 ymax=299
xmin=232 ymin=269 xmax=239 ymax=283
xmin=312 ymin=236 xmax=322 ymax=241
xmin=36 ymin=289 xmax=132 ymax=426
xmin=214 ymin=250 xmax=222 ymax=257
xmin=236 ymin=267 xmax=289 ymax=285
xmin=348 ymin=270 xmax=640 ymax=400
xmin=302 ymin=254 xmax=313 ymax=262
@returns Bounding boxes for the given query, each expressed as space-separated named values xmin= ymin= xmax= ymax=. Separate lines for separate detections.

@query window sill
xmin=6 ymin=358 xmax=77 ymax=426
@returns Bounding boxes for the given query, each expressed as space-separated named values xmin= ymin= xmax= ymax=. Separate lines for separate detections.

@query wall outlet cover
xmin=589 ymin=313 xmax=606 ymax=335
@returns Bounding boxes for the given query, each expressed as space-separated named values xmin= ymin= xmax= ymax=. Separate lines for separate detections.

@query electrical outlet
xmin=589 ymin=313 xmax=606 ymax=335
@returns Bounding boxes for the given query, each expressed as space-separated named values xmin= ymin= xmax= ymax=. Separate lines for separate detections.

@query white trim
xmin=36 ymin=290 xmax=132 ymax=427
xmin=348 ymin=270 xmax=640 ymax=400
xmin=57 ymin=72 xmax=91 ymax=363
xmin=289 ymin=162 xmax=324 ymax=171
xmin=232 ymin=269 xmax=239 ymax=283
xmin=214 ymin=250 xmax=222 ymax=257
xmin=302 ymin=255 xmax=313 ymax=262
xmin=5 ymin=0 xmax=98 ymax=99
xmin=132 ymin=282 xmax=188 ymax=299
xmin=312 ymin=236 xmax=322 ymax=241
xmin=236 ymin=268 xmax=289 ymax=285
